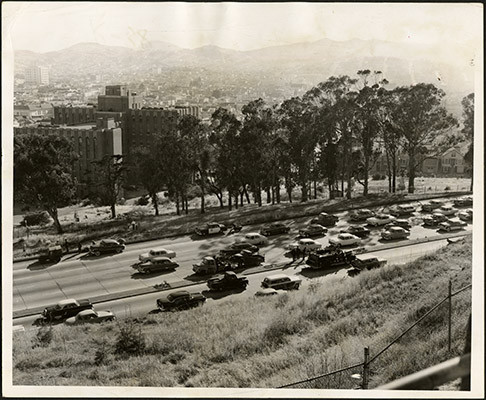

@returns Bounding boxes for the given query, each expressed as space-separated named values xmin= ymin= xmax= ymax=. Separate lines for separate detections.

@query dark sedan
xmin=260 ymin=223 xmax=290 ymax=236
xmin=219 ymin=242 xmax=259 ymax=257
xmin=340 ymin=225 xmax=371 ymax=238
xmin=156 ymin=291 xmax=206 ymax=312
xmin=299 ymin=224 xmax=328 ymax=238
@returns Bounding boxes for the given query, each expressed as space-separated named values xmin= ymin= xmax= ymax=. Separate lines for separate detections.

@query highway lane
xmin=12 ymin=196 xmax=472 ymax=312
xmin=13 ymin=238 xmax=454 ymax=329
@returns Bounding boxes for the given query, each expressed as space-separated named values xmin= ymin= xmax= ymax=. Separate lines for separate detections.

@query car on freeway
xmin=195 ymin=222 xmax=227 ymax=236
xmin=64 ymin=309 xmax=116 ymax=325
xmin=288 ymin=238 xmax=322 ymax=252
xmin=157 ymin=291 xmax=206 ymax=311
xmin=349 ymin=208 xmax=375 ymax=222
xmin=438 ymin=219 xmax=467 ymax=232
xmin=381 ymin=226 xmax=410 ymax=241
xmin=207 ymin=271 xmax=249 ymax=291
xmin=423 ymin=212 xmax=448 ymax=226
xmin=38 ymin=245 xmax=64 ymax=263
xmin=384 ymin=219 xmax=412 ymax=230
xmin=89 ymin=239 xmax=125 ymax=256
xmin=453 ymin=196 xmax=473 ymax=207
xmin=240 ymin=232 xmax=268 ymax=245
xmin=139 ymin=247 xmax=176 ymax=262
xmin=458 ymin=209 xmax=473 ymax=222
xmin=261 ymin=274 xmax=302 ymax=290
xmin=192 ymin=256 xmax=231 ymax=275
xmin=230 ymin=250 xmax=265 ymax=267
xmin=219 ymin=242 xmax=259 ymax=258
xmin=298 ymin=224 xmax=328 ymax=238
xmin=42 ymin=298 xmax=94 ymax=323
xmin=348 ymin=254 xmax=387 ymax=276
xmin=254 ymin=288 xmax=285 ymax=297
xmin=339 ymin=225 xmax=371 ymax=238
xmin=366 ymin=214 xmax=396 ymax=226
xmin=421 ymin=200 xmax=444 ymax=212
xmin=135 ymin=257 xmax=179 ymax=274
xmin=311 ymin=212 xmax=339 ymax=226
xmin=260 ymin=223 xmax=291 ymax=236
xmin=389 ymin=204 xmax=416 ymax=217
xmin=437 ymin=205 xmax=458 ymax=216
xmin=329 ymin=233 xmax=361 ymax=247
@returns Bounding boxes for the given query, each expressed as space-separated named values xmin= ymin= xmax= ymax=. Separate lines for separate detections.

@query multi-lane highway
xmin=12 ymin=196 xmax=472 ymax=327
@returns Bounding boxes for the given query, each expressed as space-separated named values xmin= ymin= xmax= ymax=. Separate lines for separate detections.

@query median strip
xmin=12 ymin=230 xmax=471 ymax=320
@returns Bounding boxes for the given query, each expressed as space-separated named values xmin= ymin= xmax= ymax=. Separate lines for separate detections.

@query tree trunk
xmin=276 ymin=185 xmax=281 ymax=203
xmin=200 ymin=181 xmax=205 ymax=214
xmin=392 ymin=154 xmax=397 ymax=193
xmin=328 ymin=182 xmax=334 ymax=200
xmin=301 ymin=178 xmax=308 ymax=202
xmin=47 ymin=207 xmax=63 ymax=234
xmin=363 ymin=157 xmax=369 ymax=196
xmin=185 ymin=197 xmax=189 ymax=215
xmin=235 ymin=194 xmax=239 ymax=209
xmin=151 ymin=193 xmax=159 ymax=216
xmin=228 ymin=192 xmax=232 ymax=211
xmin=244 ymin=187 xmax=250 ymax=204
xmin=408 ymin=150 xmax=416 ymax=194
xmin=175 ymin=194 xmax=180 ymax=215
xmin=266 ymin=188 xmax=271 ymax=204
xmin=271 ymin=185 xmax=275 ymax=205
xmin=217 ymin=191 xmax=224 ymax=208
xmin=257 ymin=184 xmax=263 ymax=207
xmin=313 ymin=180 xmax=317 ymax=199
xmin=110 ymin=203 xmax=116 ymax=219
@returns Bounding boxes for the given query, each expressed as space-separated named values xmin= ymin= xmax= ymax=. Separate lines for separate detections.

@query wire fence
xmin=277 ymin=282 xmax=472 ymax=390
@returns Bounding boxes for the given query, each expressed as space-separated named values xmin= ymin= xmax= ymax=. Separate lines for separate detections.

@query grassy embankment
xmin=13 ymin=237 xmax=472 ymax=388
xmin=13 ymin=186 xmax=469 ymax=259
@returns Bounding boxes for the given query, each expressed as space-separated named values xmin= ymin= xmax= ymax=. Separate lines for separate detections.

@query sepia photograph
xmin=2 ymin=1 xmax=484 ymax=398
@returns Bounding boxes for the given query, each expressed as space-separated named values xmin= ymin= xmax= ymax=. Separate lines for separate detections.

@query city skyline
xmin=3 ymin=2 xmax=482 ymax=67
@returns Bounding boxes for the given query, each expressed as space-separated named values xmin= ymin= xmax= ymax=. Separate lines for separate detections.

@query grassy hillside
xmin=13 ymin=238 xmax=472 ymax=388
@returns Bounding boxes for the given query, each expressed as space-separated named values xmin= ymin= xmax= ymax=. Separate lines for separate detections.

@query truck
xmin=192 ymin=256 xmax=232 ymax=275
xmin=41 ymin=298 xmax=94 ymax=323
xmin=38 ymin=245 xmax=64 ymax=263
xmin=305 ymin=246 xmax=356 ymax=270
xmin=207 ymin=271 xmax=249 ymax=291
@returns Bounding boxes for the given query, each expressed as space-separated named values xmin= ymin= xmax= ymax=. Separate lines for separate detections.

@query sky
xmin=2 ymin=2 xmax=482 ymax=60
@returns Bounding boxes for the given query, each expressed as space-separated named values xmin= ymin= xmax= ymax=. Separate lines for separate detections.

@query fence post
xmin=362 ymin=347 xmax=370 ymax=389
xmin=448 ymin=280 xmax=452 ymax=352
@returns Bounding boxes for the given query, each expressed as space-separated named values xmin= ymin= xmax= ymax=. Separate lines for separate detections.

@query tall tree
xmin=461 ymin=93 xmax=474 ymax=191
xmin=392 ymin=84 xmax=458 ymax=193
xmin=90 ymin=155 xmax=126 ymax=218
xmin=14 ymin=132 xmax=78 ymax=233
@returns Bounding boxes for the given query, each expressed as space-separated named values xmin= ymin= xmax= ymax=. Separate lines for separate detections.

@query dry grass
xmin=12 ymin=237 xmax=472 ymax=388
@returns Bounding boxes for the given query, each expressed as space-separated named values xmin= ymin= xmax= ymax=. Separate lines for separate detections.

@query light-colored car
xmin=438 ymin=219 xmax=467 ymax=232
xmin=64 ymin=309 xmax=115 ymax=325
xmin=366 ymin=214 xmax=395 ymax=226
xmin=288 ymin=238 xmax=322 ymax=252
xmin=437 ymin=205 xmax=458 ymax=216
xmin=458 ymin=209 xmax=473 ymax=222
xmin=349 ymin=208 xmax=375 ymax=221
xmin=254 ymin=288 xmax=285 ymax=297
xmin=384 ymin=219 xmax=411 ymax=230
xmin=261 ymin=274 xmax=302 ymax=290
xmin=423 ymin=212 xmax=448 ymax=226
xmin=390 ymin=204 xmax=416 ymax=216
xmin=329 ymin=233 xmax=361 ymax=247
xmin=139 ymin=247 xmax=176 ymax=262
xmin=240 ymin=232 xmax=268 ymax=246
xmin=421 ymin=200 xmax=444 ymax=212
xmin=381 ymin=226 xmax=410 ymax=240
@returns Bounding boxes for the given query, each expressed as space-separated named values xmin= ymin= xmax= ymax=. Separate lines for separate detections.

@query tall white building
xmin=25 ymin=66 xmax=50 ymax=85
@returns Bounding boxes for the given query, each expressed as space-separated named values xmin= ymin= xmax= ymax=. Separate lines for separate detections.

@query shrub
xmin=34 ymin=325 xmax=53 ymax=348
xmin=22 ymin=211 xmax=50 ymax=227
xmin=444 ymin=186 xmax=451 ymax=191
xmin=136 ymin=195 xmax=150 ymax=206
xmin=114 ymin=320 xmax=146 ymax=356
xmin=94 ymin=340 xmax=110 ymax=366
xmin=80 ymin=198 xmax=92 ymax=207
xmin=372 ymin=174 xmax=385 ymax=180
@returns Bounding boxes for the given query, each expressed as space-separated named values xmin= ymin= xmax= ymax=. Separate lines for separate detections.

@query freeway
xmin=13 ymin=238 xmax=455 ymax=329
xmin=12 ymin=196 xmax=472 ymax=314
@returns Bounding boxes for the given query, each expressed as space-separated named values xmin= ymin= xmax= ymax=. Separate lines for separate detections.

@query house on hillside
xmin=438 ymin=145 xmax=469 ymax=176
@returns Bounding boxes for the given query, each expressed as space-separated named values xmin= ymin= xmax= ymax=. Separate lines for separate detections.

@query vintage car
xmin=298 ymin=224 xmax=328 ymax=238
xmin=366 ymin=214 xmax=396 ymax=226
xmin=389 ymin=204 xmax=416 ymax=217
xmin=139 ymin=247 xmax=176 ymax=262
xmin=219 ymin=242 xmax=259 ymax=258
xmin=239 ymin=232 xmax=268 ymax=245
xmin=339 ymin=225 xmax=371 ymax=238
xmin=348 ymin=254 xmax=387 ymax=276
xmin=193 ymin=256 xmax=232 ymax=275
xmin=421 ymin=200 xmax=444 ymax=212
xmin=156 ymin=291 xmax=206 ymax=311
xmin=38 ymin=245 xmax=64 ymax=263
xmin=64 ymin=309 xmax=115 ymax=325
xmin=254 ymin=288 xmax=284 ymax=297
xmin=42 ymin=298 xmax=94 ymax=322
xmin=288 ymin=238 xmax=322 ymax=252
xmin=229 ymin=250 xmax=265 ymax=267
xmin=89 ymin=239 xmax=125 ymax=256
xmin=194 ymin=222 xmax=227 ymax=236
xmin=329 ymin=233 xmax=361 ymax=247
xmin=261 ymin=274 xmax=302 ymax=290
xmin=259 ymin=223 xmax=291 ymax=236
xmin=438 ymin=219 xmax=467 ymax=232
xmin=453 ymin=196 xmax=473 ymax=207
xmin=207 ymin=271 xmax=249 ymax=291
xmin=384 ymin=219 xmax=412 ymax=230
xmin=437 ymin=205 xmax=458 ymax=216
xmin=381 ymin=226 xmax=410 ymax=240
xmin=458 ymin=209 xmax=473 ymax=222
xmin=311 ymin=212 xmax=339 ymax=226
xmin=349 ymin=209 xmax=375 ymax=222
xmin=423 ymin=212 xmax=448 ymax=226
xmin=135 ymin=257 xmax=179 ymax=274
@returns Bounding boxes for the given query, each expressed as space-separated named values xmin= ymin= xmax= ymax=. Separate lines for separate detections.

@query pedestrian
xmin=77 ymin=241 xmax=82 ymax=253
xmin=22 ymin=241 xmax=26 ymax=253
xmin=291 ymin=248 xmax=297 ymax=262
xmin=302 ymin=248 xmax=307 ymax=261
xmin=64 ymin=238 xmax=69 ymax=252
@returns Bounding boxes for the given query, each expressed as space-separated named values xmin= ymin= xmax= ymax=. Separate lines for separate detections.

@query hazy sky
xmin=2 ymin=2 xmax=483 ymax=62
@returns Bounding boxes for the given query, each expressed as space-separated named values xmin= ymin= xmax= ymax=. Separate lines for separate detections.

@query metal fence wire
xmin=278 ymin=283 xmax=471 ymax=390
